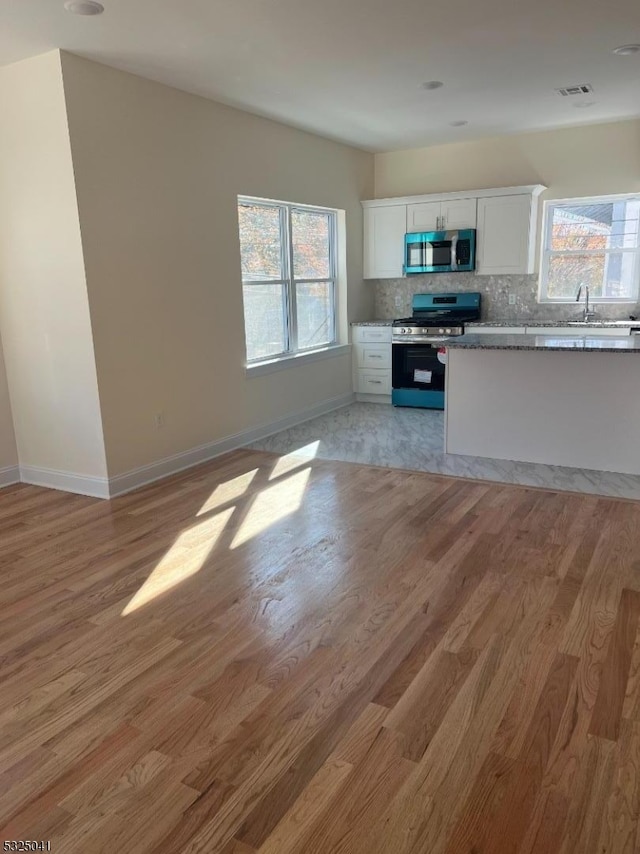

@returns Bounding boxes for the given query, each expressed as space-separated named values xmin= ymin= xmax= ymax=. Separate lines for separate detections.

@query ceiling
xmin=2 ymin=0 xmax=640 ymax=152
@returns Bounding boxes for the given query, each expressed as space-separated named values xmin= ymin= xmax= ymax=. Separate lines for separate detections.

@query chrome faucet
xmin=576 ymin=284 xmax=596 ymax=321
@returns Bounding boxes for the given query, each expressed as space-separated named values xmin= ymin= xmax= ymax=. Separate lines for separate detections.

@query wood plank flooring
xmin=1 ymin=448 xmax=640 ymax=852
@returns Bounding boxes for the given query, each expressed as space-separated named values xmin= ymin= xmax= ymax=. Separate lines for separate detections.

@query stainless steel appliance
xmin=404 ymin=229 xmax=476 ymax=274
xmin=392 ymin=292 xmax=481 ymax=409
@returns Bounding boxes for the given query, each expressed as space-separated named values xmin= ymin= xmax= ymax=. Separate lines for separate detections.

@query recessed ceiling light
xmin=449 ymin=120 xmax=468 ymax=127
xmin=422 ymin=81 xmax=444 ymax=90
xmin=574 ymin=101 xmax=596 ymax=108
xmin=613 ymin=44 xmax=640 ymax=55
xmin=64 ymin=1 xmax=104 ymax=15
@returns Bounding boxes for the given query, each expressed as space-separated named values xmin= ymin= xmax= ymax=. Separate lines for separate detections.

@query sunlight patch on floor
xmin=230 ymin=467 xmax=311 ymax=549
xmin=269 ymin=441 xmax=320 ymax=480
xmin=122 ymin=507 xmax=235 ymax=615
xmin=196 ymin=469 xmax=258 ymax=516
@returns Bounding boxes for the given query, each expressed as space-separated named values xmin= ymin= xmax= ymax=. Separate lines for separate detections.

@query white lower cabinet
xmin=352 ymin=326 xmax=392 ymax=399
xmin=355 ymin=343 xmax=391 ymax=369
xmin=357 ymin=370 xmax=392 ymax=395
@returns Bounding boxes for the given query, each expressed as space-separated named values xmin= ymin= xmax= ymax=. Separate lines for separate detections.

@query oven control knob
xmin=439 ymin=328 xmax=445 ymax=334
xmin=445 ymin=327 xmax=452 ymax=334
xmin=401 ymin=327 xmax=407 ymax=333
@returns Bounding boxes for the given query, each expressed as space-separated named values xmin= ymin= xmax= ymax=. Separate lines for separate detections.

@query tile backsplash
xmin=374 ymin=273 xmax=640 ymax=322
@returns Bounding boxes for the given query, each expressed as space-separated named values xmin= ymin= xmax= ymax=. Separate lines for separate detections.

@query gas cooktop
xmin=392 ymin=292 xmax=481 ymax=339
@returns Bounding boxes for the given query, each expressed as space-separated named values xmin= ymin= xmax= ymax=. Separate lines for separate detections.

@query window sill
xmin=246 ymin=343 xmax=351 ymax=377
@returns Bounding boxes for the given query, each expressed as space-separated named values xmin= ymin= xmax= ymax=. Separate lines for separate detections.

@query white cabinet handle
xmin=369 ymin=354 xmax=382 ymax=359
xmin=369 ymin=380 xmax=382 ymax=384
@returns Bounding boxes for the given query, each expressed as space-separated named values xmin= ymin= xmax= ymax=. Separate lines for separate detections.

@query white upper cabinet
xmin=476 ymin=194 xmax=540 ymax=275
xmin=407 ymin=197 xmax=476 ymax=233
xmin=440 ymin=197 xmax=477 ymax=230
xmin=363 ymin=205 xmax=406 ymax=279
xmin=362 ymin=186 xmax=544 ymax=280
xmin=407 ymin=201 xmax=440 ymax=232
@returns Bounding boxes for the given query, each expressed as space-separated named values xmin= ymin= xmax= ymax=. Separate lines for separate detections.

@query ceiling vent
xmin=555 ymin=84 xmax=594 ymax=97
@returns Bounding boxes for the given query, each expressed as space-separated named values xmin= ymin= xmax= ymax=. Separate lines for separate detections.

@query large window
xmin=238 ymin=197 xmax=338 ymax=363
xmin=539 ymin=195 xmax=640 ymax=303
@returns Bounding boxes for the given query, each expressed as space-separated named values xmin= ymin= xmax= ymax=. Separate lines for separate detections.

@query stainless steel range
xmin=392 ymin=292 xmax=481 ymax=409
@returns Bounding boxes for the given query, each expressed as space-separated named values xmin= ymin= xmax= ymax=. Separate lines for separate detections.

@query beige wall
xmin=61 ymin=52 xmax=374 ymax=477
xmin=0 ymin=332 xmax=17 ymax=473
xmin=0 ymin=52 xmax=108 ymax=478
xmin=375 ymin=119 xmax=640 ymax=201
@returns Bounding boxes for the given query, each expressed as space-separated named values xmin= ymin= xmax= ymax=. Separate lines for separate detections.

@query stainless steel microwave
xmin=404 ymin=229 xmax=476 ymax=274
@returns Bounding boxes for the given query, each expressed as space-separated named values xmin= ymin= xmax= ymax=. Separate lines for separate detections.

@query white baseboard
xmin=19 ymin=465 xmax=110 ymax=499
xmin=356 ymin=393 xmax=392 ymax=404
xmin=108 ymin=391 xmax=356 ymax=498
xmin=7 ymin=393 xmax=355 ymax=500
xmin=0 ymin=465 xmax=21 ymax=489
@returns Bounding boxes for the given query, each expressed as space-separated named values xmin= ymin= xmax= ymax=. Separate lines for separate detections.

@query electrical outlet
xmin=153 ymin=412 xmax=165 ymax=430
xmin=508 ymin=294 xmax=517 ymax=306
xmin=395 ymin=296 xmax=402 ymax=308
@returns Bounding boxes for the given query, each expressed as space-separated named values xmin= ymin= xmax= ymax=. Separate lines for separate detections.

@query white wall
xmin=375 ymin=119 xmax=640 ymax=201
xmin=0 ymin=332 xmax=18 ymax=479
xmin=0 ymin=52 xmax=108 ymax=481
xmin=61 ymin=52 xmax=374 ymax=477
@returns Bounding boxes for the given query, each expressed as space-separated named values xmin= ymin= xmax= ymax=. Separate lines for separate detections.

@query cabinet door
xmin=407 ymin=202 xmax=441 ymax=232
xmin=441 ymin=197 xmax=477 ymax=230
xmin=476 ymin=195 xmax=533 ymax=275
xmin=364 ymin=206 xmax=406 ymax=279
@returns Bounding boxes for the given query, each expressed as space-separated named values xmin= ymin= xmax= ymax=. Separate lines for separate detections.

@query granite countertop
xmin=350 ymin=320 xmax=394 ymax=327
xmin=446 ymin=333 xmax=640 ymax=353
xmin=352 ymin=319 xmax=640 ymax=329
xmin=466 ymin=320 xmax=640 ymax=328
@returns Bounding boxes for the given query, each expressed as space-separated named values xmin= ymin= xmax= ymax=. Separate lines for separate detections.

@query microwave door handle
xmin=450 ymin=233 xmax=458 ymax=271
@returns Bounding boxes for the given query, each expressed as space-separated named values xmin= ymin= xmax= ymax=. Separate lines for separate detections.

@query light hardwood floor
xmin=1 ymin=448 xmax=640 ymax=853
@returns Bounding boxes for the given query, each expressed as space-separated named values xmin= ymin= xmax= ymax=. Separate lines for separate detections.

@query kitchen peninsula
xmin=444 ymin=333 xmax=640 ymax=476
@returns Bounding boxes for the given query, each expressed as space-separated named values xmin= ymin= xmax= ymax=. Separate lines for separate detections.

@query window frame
xmin=538 ymin=193 xmax=640 ymax=304
xmin=238 ymin=196 xmax=339 ymax=365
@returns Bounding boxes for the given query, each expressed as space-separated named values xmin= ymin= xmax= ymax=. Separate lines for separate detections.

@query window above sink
xmin=539 ymin=194 xmax=640 ymax=304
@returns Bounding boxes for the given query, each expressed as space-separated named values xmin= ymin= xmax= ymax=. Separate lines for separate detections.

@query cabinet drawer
xmin=353 ymin=325 xmax=392 ymax=343
xmin=357 ymin=370 xmax=391 ymax=395
xmin=355 ymin=343 xmax=391 ymax=369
